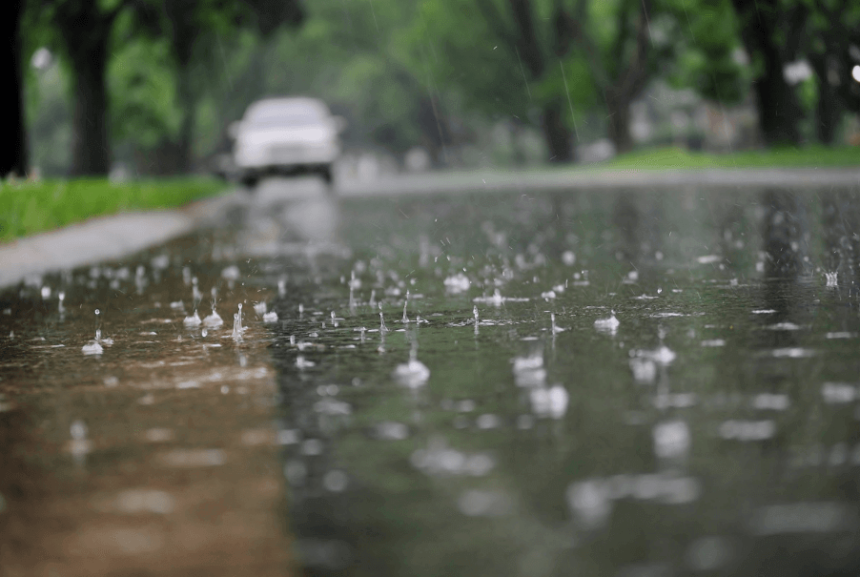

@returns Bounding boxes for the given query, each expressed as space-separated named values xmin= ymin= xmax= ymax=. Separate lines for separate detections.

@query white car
xmin=230 ymin=97 xmax=345 ymax=188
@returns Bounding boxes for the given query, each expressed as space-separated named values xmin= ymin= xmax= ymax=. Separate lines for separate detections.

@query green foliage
xmin=409 ymin=0 xmax=531 ymax=116
xmin=192 ymin=0 xmax=442 ymax=157
xmin=0 ymin=178 xmax=227 ymax=242
xmin=662 ymin=0 xmax=746 ymax=104
xmin=534 ymin=57 xmax=597 ymax=117
xmin=410 ymin=0 xmax=746 ymax=152
xmin=109 ymin=38 xmax=181 ymax=148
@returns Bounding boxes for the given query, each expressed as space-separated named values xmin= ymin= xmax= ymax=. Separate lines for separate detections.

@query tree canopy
xmin=7 ymin=0 xmax=860 ymax=176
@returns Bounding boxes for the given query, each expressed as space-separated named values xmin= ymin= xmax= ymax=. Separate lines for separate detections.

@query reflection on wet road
xmin=4 ymin=178 xmax=860 ymax=575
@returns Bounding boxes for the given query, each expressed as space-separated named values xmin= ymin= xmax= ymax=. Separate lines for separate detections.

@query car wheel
xmin=240 ymin=174 xmax=259 ymax=190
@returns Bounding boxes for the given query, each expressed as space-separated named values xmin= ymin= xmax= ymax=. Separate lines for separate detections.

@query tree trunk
xmin=607 ymin=94 xmax=633 ymax=154
xmin=67 ymin=34 xmax=110 ymax=176
xmin=730 ymin=0 xmax=803 ymax=147
xmin=166 ymin=0 xmax=197 ymax=175
xmin=176 ymin=68 xmax=195 ymax=173
xmin=753 ymin=45 xmax=802 ymax=146
xmin=0 ymin=0 xmax=27 ymax=177
xmin=809 ymin=54 xmax=841 ymax=145
xmin=542 ymin=101 xmax=572 ymax=163
xmin=416 ymin=94 xmax=450 ymax=167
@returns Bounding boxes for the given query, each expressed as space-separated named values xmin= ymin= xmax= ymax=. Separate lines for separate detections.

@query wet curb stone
xmin=0 ymin=190 xmax=241 ymax=289
xmin=340 ymin=167 xmax=860 ymax=197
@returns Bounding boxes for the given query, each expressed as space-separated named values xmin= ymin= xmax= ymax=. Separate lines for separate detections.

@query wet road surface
xmin=3 ymin=177 xmax=860 ymax=576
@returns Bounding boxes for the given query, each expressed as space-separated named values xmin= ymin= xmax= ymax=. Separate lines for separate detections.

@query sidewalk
xmin=0 ymin=191 xmax=241 ymax=289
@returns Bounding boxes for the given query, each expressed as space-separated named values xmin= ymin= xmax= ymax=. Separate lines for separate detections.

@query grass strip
xmin=0 ymin=178 xmax=228 ymax=243
xmin=599 ymin=145 xmax=860 ymax=171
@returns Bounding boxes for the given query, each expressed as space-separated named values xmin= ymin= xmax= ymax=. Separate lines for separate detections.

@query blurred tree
xmin=31 ymin=0 xmax=143 ymax=176
xmin=1 ymin=0 xmax=29 ymax=177
xmin=294 ymin=0 xmax=453 ymax=163
xmin=415 ymin=0 xmax=742 ymax=159
xmin=661 ymin=0 xmax=747 ymax=106
xmin=412 ymin=0 xmax=592 ymax=162
xmin=25 ymin=0 xmax=303 ymax=177
xmin=805 ymin=0 xmax=860 ymax=144
xmin=729 ymin=0 xmax=806 ymax=146
xmin=197 ymin=0 xmax=458 ymax=167
xmin=158 ymin=0 xmax=303 ymax=172
xmin=570 ymin=0 xmax=664 ymax=153
xmin=107 ymin=0 xmax=302 ymax=174
xmin=108 ymin=35 xmax=183 ymax=173
xmin=571 ymin=0 xmax=744 ymax=153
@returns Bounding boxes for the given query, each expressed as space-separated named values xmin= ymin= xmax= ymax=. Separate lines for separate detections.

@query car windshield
xmin=245 ymin=102 xmax=326 ymax=126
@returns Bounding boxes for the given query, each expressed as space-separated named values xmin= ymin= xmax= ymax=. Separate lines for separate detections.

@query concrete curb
xmin=0 ymin=190 xmax=241 ymax=289
xmin=339 ymin=167 xmax=860 ymax=197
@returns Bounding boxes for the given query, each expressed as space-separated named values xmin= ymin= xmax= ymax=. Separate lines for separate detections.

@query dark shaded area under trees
xmin=1 ymin=0 xmax=28 ymax=178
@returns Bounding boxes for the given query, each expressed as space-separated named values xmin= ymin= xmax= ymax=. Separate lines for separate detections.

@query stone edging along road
xmin=2 ymin=167 xmax=860 ymax=289
xmin=337 ymin=166 xmax=860 ymax=197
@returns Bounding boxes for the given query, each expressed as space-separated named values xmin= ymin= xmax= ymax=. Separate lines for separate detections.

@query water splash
xmin=566 ymin=480 xmax=612 ymax=529
xmin=444 ymin=272 xmax=470 ymax=294
xmin=630 ymin=357 xmax=657 ymax=384
xmin=473 ymin=289 xmax=528 ymax=306
xmin=349 ymin=270 xmax=362 ymax=289
xmin=551 ymin=313 xmax=566 ymax=334
xmin=529 ymin=385 xmax=569 ymax=418
xmin=82 ymin=309 xmax=105 ymax=355
xmin=203 ymin=288 xmax=224 ymax=328
xmin=594 ymin=310 xmax=620 ymax=334
xmin=393 ymin=345 xmax=430 ymax=388
xmin=512 ymin=354 xmax=546 ymax=387
xmin=633 ymin=334 xmax=677 ymax=365
xmin=653 ymin=420 xmax=691 ymax=460
xmin=232 ymin=303 xmax=244 ymax=341
xmin=379 ymin=303 xmax=388 ymax=332
xmin=135 ymin=265 xmax=147 ymax=294
xmin=184 ymin=278 xmax=203 ymax=327
xmin=402 ymin=291 xmax=410 ymax=323
xmin=183 ymin=309 xmax=202 ymax=327
xmin=68 ymin=419 xmax=92 ymax=464
xmin=296 ymin=355 xmax=316 ymax=369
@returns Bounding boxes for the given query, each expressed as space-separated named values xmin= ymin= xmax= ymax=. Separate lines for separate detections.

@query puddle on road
xmin=4 ymin=184 xmax=860 ymax=575
xmin=0 ymin=235 xmax=289 ymax=576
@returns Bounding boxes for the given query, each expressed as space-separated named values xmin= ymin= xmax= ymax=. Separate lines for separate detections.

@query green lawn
xmin=0 ymin=178 xmax=228 ymax=243
xmin=599 ymin=145 xmax=860 ymax=170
